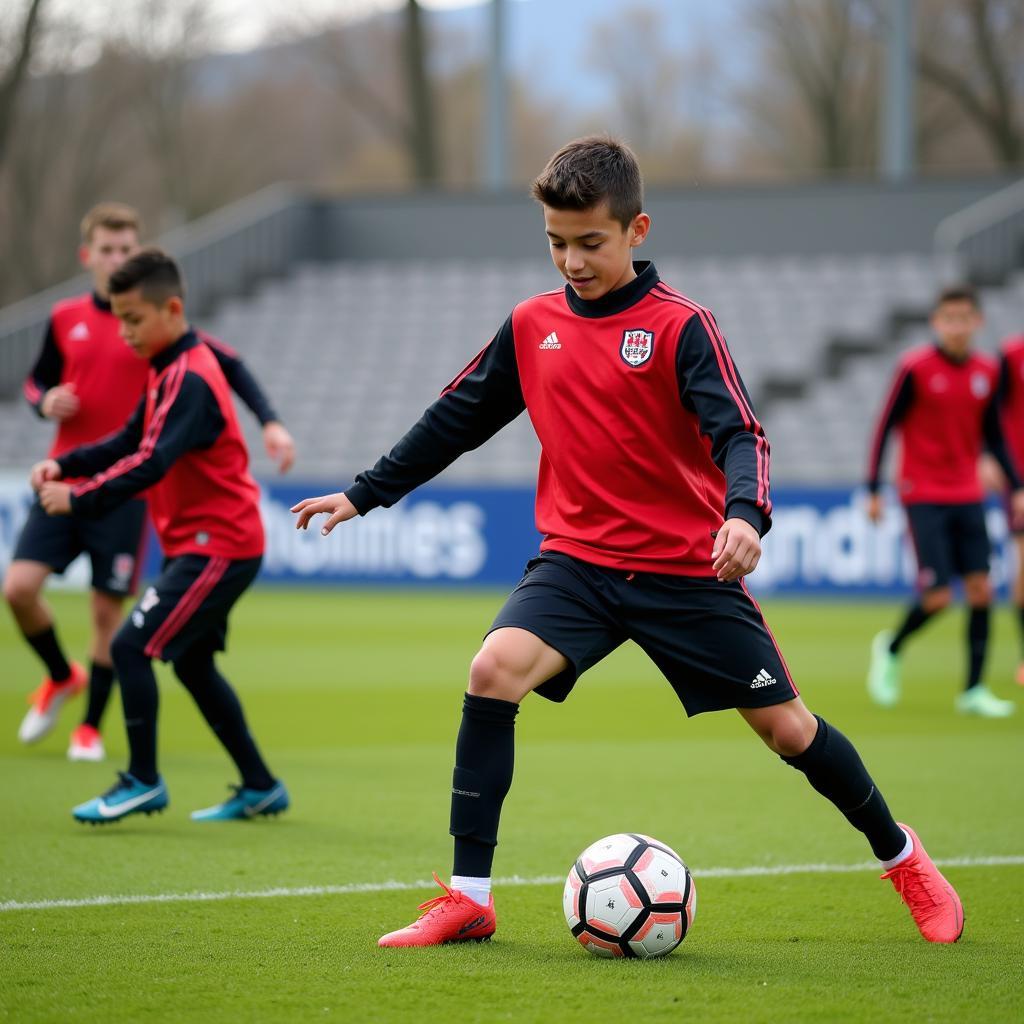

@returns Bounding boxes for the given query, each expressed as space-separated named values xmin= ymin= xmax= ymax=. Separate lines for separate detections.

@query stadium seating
xmin=4 ymin=253 xmax=1019 ymax=487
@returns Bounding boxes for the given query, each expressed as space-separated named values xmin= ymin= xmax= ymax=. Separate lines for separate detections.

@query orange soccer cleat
xmin=18 ymin=663 xmax=88 ymax=744
xmin=881 ymin=824 xmax=964 ymax=943
xmin=378 ymin=873 xmax=496 ymax=948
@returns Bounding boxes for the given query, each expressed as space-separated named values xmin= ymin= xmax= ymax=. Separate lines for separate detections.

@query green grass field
xmin=1 ymin=589 xmax=1022 ymax=1023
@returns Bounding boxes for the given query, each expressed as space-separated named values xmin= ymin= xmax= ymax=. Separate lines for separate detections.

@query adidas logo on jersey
xmin=539 ymin=331 xmax=561 ymax=350
xmin=68 ymin=322 xmax=91 ymax=342
xmin=750 ymin=668 xmax=776 ymax=689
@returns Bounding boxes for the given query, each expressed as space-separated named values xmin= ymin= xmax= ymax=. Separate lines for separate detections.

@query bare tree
xmin=915 ymin=0 xmax=1023 ymax=166
xmin=740 ymin=0 xmax=881 ymax=174
xmin=0 ymin=0 xmax=46 ymax=165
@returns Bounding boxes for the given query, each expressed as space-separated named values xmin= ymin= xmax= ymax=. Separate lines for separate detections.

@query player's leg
xmin=71 ymin=498 xmax=148 ymax=759
xmin=5 ymin=536 xmax=88 ymax=744
xmin=173 ymin=638 xmax=287 ymax=821
xmin=379 ymin=553 xmax=623 ymax=948
xmin=868 ymin=504 xmax=954 ymax=707
xmin=69 ymin=558 xmax=220 ymax=823
xmin=626 ymin=574 xmax=962 ymax=943
xmin=742 ymin=698 xmax=963 ymax=941
xmin=1014 ymin=533 xmax=1024 ymax=684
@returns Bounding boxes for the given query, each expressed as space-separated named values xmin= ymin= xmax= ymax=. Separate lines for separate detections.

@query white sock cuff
xmin=450 ymin=874 xmax=491 ymax=906
xmin=880 ymin=828 xmax=914 ymax=870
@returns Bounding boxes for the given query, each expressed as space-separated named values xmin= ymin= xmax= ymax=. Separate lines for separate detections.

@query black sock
xmin=889 ymin=603 xmax=934 ymax=654
xmin=966 ymin=606 xmax=989 ymax=690
xmin=782 ymin=716 xmax=906 ymax=861
xmin=172 ymin=647 xmax=275 ymax=791
xmin=111 ymin=639 xmax=159 ymax=786
xmin=450 ymin=692 xmax=519 ymax=878
xmin=23 ymin=625 xmax=71 ymax=682
xmin=83 ymin=662 xmax=116 ymax=729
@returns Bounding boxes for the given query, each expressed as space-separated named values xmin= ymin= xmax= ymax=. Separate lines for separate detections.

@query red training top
xmin=866 ymin=344 xmax=1010 ymax=505
xmin=59 ymin=331 xmax=264 ymax=560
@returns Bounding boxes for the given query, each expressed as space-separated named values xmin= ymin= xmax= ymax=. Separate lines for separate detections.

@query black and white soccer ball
xmin=563 ymin=832 xmax=697 ymax=958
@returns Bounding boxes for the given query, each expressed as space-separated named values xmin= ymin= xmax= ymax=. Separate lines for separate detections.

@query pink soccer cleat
xmin=881 ymin=824 xmax=964 ymax=943
xmin=18 ymin=663 xmax=88 ymax=744
xmin=378 ymin=873 xmax=496 ymax=948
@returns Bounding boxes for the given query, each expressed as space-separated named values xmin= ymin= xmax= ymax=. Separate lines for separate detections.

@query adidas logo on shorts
xmin=751 ymin=668 xmax=777 ymax=689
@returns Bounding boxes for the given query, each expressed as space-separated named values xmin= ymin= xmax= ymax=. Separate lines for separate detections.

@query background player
xmin=980 ymin=330 xmax=1024 ymax=685
xmin=33 ymin=248 xmax=287 ymax=823
xmin=5 ymin=202 xmax=294 ymax=761
xmin=865 ymin=286 xmax=1024 ymax=718
xmin=293 ymin=136 xmax=963 ymax=948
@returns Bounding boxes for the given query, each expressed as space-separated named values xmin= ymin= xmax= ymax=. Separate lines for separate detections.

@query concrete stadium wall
xmin=322 ymin=178 xmax=1015 ymax=261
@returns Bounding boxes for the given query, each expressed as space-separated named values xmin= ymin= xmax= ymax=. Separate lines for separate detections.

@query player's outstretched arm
xmin=711 ymin=518 xmax=761 ymax=583
xmin=291 ymin=493 xmax=358 ymax=535
xmin=262 ymin=421 xmax=296 ymax=474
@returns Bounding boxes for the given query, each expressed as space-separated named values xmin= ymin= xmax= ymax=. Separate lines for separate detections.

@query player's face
xmin=80 ymin=228 xmax=139 ymax=297
xmin=931 ymin=299 xmax=982 ymax=356
xmin=112 ymin=289 xmax=182 ymax=360
xmin=543 ymin=202 xmax=650 ymax=300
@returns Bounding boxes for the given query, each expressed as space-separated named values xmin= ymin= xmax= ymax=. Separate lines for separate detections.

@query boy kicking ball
xmin=293 ymin=137 xmax=962 ymax=945
xmin=34 ymin=249 xmax=288 ymax=824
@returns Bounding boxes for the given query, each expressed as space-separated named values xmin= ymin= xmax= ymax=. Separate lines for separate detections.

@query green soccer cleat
xmin=867 ymin=630 xmax=901 ymax=708
xmin=955 ymin=685 xmax=1016 ymax=718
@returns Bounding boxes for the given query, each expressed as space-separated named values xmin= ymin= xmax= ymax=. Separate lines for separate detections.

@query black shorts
xmin=12 ymin=497 xmax=148 ymax=596
xmin=904 ymin=502 xmax=990 ymax=590
xmin=116 ymin=554 xmax=261 ymax=664
xmin=489 ymin=551 xmax=799 ymax=717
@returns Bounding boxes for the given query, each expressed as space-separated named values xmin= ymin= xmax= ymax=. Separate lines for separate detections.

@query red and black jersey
xmin=867 ymin=343 xmax=1019 ymax=504
xmin=999 ymin=334 xmax=1024 ymax=475
xmin=24 ymin=293 xmax=279 ymax=476
xmin=58 ymin=330 xmax=264 ymax=560
xmin=345 ymin=262 xmax=770 ymax=577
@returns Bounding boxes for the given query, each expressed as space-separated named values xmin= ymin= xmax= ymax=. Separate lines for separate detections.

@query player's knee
xmin=964 ymin=578 xmax=992 ymax=607
xmin=110 ymin=623 xmax=145 ymax=673
xmin=3 ymin=571 xmax=38 ymax=611
xmin=468 ymin=647 xmax=523 ymax=700
xmin=922 ymin=587 xmax=953 ymax=612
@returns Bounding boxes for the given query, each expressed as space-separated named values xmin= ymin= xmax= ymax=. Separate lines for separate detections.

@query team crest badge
xmin=620 ymin=329 xmax=654 ymax=367
xmin=970 ymin=372 xmax=990 ymax=399
xmin=110 ymin=554 xmax=135 ymax=588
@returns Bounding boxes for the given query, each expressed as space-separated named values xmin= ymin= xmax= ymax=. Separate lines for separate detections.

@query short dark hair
xmin=531 ymin=135 xmax=643 ymax=228
xmin=934 ymin=284 xmax=980 ymax=311
xmin=109 ymin=248 xmax=185 ymax=306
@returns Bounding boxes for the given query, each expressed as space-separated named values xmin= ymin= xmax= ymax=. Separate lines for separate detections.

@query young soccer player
xmin=866 ymin=286 xmax=1024 ymax=718
xmin=293 ymin=137 xmax=964 ymax=945
xmin=33 ymin=248 xmax=288 ymax=823
xmin=6 ymin=202 xmax=294 ymax=761
xmin=990 ymin=331 xmax=1024 ymax=685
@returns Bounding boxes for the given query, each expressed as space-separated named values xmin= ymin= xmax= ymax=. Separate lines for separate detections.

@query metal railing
xmin=0 ymin=184 xmax=317 ymax=398
xmin=934 ymin=177 xmax=1024 ymax=285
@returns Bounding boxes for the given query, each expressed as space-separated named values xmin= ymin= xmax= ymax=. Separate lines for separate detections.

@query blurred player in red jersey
xmin=979 ymin=331 xmax=1024 ymax=685
xmin=293 ymin=137 xmax=963 ymax=947
xmin=34 ymin=249 xmax=288 ymax=823
xmin=866 ymin=286 xmax=1024 ymax=717
xmin=4 ymin=203 xmax=294 ymax=760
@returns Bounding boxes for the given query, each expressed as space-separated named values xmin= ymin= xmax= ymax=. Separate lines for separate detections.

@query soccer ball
xmin=563 ymin=833 xmax=696 ymax=959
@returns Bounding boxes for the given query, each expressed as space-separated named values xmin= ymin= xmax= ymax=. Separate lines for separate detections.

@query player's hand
xmin=1011 ymin=489 xmax=1024 ymax=530
xmin=38 ymin=481 xmax=72 ymax=516
xmin=978 ymin=454 xmax=1007 ymax=494
xmin=291 ymin=492 xmax=358 ymax=535
xmin=30 ymin=459 xmax=63 ymax=491
xmin=866 ymin=492 xmax=884 ymax=523
xmin=262 ymin=421 xmax=295 ymax=474
xmin=711 ymin=518 xmax=761 ymax=582
xmin=41 ymin=384 xmax=79 ymax=420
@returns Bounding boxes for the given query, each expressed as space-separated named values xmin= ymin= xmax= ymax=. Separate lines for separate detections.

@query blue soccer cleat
xmin=190 ymin=781 xmax=290 ymax=821
xmin=72 ymin=772 xmax=168 ymax=825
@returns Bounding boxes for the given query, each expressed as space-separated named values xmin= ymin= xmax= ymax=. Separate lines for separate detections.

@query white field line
xmin=2 ymin=855 xmax=1022 ymax=914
